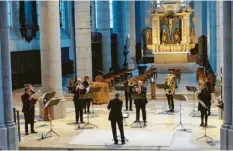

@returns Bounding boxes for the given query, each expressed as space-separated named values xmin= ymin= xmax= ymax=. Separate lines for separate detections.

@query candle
xmin=141 ymin=50 xmax=144 ymax=58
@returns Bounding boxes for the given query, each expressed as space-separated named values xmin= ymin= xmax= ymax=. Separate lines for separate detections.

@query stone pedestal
xmin=39 ymin=1 xmax=66 ymax=119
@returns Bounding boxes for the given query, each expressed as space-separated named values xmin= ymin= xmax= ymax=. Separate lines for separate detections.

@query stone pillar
xmin=128 ymin=1 xmax=136 ymax=69
xmin=207 ymin=1 xmax=210 ymax=62
xmin=12 ymin=1 xmax=20 ymax=35
xmin=0 ymin=1 xmax=18 ymax=149
xmin=97 ymin=1 xmax=111 ymax=73
xmin=113 ymin=1 xmax=124 ymax=69
xmin=216 ymin=1 xmax=223 ymax=80
xmin=91 ymin=1 xmax=96 ymax=32
xmin=228 ymin=3 xmax=233 ymax=150
xmin=39 ymin=1 xmax=66 ymax=119
xmin=75 ymin=1 xmax=92 ymax=79
xmin=0 ymin=18 xmax=8 ymax=150
xmin=220 ymin=1 xmax=232 ymax=150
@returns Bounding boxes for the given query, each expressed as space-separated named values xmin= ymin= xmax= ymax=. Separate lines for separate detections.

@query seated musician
xmin=73 ymin=78 xmax=86 ymax=124
xmin=82 ymin=76 xmax=91 ymax=114
xmin=197 ymin=80 xmax=211 ymax=127
xmin=134 ymin=80 xmax=148 ymax=126
xmin=21 ymin=87 xmax=37 ymax=135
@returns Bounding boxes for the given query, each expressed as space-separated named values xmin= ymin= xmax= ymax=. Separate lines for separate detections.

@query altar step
xmin=149 ymin=63 xmax=198 ymax=73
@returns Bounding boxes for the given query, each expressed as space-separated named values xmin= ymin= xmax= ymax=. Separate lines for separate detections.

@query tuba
xmin=165 ymin=74 xmax=176 ymax=95
xmin=128 ymin=79 xmax=134 ymax=87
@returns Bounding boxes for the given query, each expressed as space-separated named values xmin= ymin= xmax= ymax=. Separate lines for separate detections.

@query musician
xmin=73 ymin=78 xmax=85 ymax=124
xmin=108 ymin=93 xmax=125 ymax=145
xmin=134 ymin=80 xmax=148 ymax=126
xmin=124 ymin=76 xmax=133 ymax=111
xmin=197 ymin=80 xmax=211 ymax=127
xmin=165 ymin=74 xmax=175 ymax=112
xmin=21 ymin=87 xmax=37 ymax=135
xmin=82 ymin=76 xmax=91 ymax=114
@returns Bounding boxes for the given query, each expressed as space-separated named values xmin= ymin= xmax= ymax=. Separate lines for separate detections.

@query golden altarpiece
xmin=146 ymin=0 xmax=196 ymax=64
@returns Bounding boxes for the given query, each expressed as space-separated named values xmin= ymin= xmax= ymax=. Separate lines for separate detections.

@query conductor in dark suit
xmin=108 ymin=93 xmax=125 ymax=145
xmin=21 ymin=87 xmax=37 ymax=135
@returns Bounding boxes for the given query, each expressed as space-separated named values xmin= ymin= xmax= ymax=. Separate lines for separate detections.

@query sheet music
xmin=184 ymin=95 xmax=188 ymax=102
xmin=41 ymin=93 xmax=46 ymax=101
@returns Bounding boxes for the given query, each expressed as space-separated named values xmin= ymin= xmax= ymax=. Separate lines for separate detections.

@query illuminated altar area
xmin=146 ymin=0 xmax=196 ymax=64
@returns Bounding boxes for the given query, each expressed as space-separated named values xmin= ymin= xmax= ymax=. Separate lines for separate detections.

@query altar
xmin=145 ymin=0 xmax=196 ymax=64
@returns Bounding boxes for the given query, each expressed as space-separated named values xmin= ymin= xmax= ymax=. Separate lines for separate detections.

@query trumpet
xmin=76 ymin=83 xmax=85 ymax=90
xmin=135 ymin=86 xmax=141 ymax=94
xmin=128 ymin=79 xmax=134 ymax=87
xmin=30 ymin=93 xmax=41 ymax=101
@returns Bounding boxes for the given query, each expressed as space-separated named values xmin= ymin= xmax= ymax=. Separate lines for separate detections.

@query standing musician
xmin=205 ymin=77 xmax=212 ymax=116
xmin=134 ymin=80 xmax=148 ymax=126
xmin=21 ymin=87 xmax=37 ymax=135
xmin=197 ymin=80 xmax=211 ymax=127
xmin=165 ymin=74 xmax=176 ymax=112
xmin=124 ymin=76 xmax=133 ymax=111
xmin=108 ymin=93 xmax=125 ymax=145
xmin=73 ymin=78 xmax=86 ymax=124
xmin=82 ymin=76 xmax=91 ymax=114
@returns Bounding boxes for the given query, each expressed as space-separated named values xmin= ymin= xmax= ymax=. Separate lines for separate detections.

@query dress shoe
xmin=200 ymin=123 xmax=204 ymax=127
xmin=122 ymin=141 xmax=126 ymax=145
xmin=25 ymin=132 xmax=29 ymax=135
xmin=204 ymin=123 xmax=208 ymax=127
xmin=124 ymin=109 xmax=128 ymax=111
xmin=114 ymin=141 xmax=118 ymax=145
xmin=144 ymin=122 xmax=147 ymax=126
xmin=130 ymin=109 xmax=133 ymax=111
xmin=84 ymin=112 xmax=87 ymax=114
xmin=31 ymin=131 xmax=38 ymax=134
xmin=81 ymin=121 xmax=85 ymax=124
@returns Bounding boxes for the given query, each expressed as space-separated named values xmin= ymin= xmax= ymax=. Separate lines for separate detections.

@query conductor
xmin=107 ymin=93 xmax=125 ymax=145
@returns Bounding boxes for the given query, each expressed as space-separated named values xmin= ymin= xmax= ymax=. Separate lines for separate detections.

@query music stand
xmin=80 ymin=91 xmax=98 ymax=129
xmin=196 ymin=126 xmax=213 ymax=142
xmin=173 ymin=94 xmax=190 ymax=132
xmin=115 ymin=85 xmax=127 ymax=101
xmin=40 ymin=92 xmax=56 ymax=127
xmin=44 ymin=97 xmax=62 ymax=138
xmin=87 ymin=87 xmax=101 ymax=118
xmin=156 ymin=84 xmax=170 ymax=114
xmin=186 ymin=86 xmax=199 ymax=117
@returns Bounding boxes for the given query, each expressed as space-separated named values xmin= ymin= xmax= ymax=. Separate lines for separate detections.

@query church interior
xmin=0 ymin=0 xmax=233 ymax=150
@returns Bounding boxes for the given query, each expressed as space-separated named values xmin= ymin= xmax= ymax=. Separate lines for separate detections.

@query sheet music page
xmin=184 ymin=95 xmax=188 ymax=102
xmin=44 ymin=100 xmax=51 ymax=108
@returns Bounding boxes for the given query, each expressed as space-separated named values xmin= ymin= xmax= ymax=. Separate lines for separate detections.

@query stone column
xmin=39 ymin=1 xmax=66 ymax=119
xmin=91 ymin=1 xmax=96 ymax=32
xmin=128 ymin=1 xmax=136 ymax=69
xmin=207 ymin=2 xmax=210 ymax=61
xmin=220 ymin=1 xmax=232 ymax=150
xmin=75 ymin=1 xmax=92 ymax=79
xmin=113 ymin=1 xmax=124 ymax=69
xmin=97 ymin=1 xmax=111 ymax=73
xmin=0 ymin=19 xmax=8 ymax=150
xmin=0 ymin=1 xmax=18 ymax=149
xmin=12 ymin=1 xmax=20 ymax=35
xmin=216 ymin=1 xmax=223 ymax=79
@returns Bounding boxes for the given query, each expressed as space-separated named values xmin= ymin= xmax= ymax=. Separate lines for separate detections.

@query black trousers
xmin=84 ymin=99 xmax=91 ymax=113
xmin=166 ymin=94 xmax=174 ymax=110
xmin=135 ymin=104 xmax=146 ymax=121
xmin=74 ymin=101 xmax=83 ymax=122
xmin=125 ymin=91 xmax=132 ymax=110
xmin=24 ymin=111 xmax=35 ymax=133
xmin=111 ymin=120 xmax=125 ymax=143
xmin=201 ymin=110 xmax=208 ymax=125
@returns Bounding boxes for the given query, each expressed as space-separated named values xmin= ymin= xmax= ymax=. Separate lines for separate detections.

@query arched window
xmin=8 ymin=1 xmax=13 ymax=27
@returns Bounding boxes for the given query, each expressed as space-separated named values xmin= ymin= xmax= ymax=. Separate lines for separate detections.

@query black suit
xmin=134 ymin=86 xmax=148 ymax=122
xmin=198 ymin=87 xmax=211 ymax=125
xmin=124 ymin=81 xmax=133 ymax=110
xmin=73 ymin=87 xmax=85 ymax=123
xmin=21 ymin=93 xmax=37 ymax=133
xmin=108 ymin=98 xmax=125 ymax=143
xmin=82 ymin=81 xmax=91 ymax=113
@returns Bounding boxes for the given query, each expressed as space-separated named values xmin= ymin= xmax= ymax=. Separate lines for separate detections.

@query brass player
xmin=165 ymin=74 xmax=176 ymax=112
xmin=134 ymin=80 xmax=148 ymax=126
xmin=82 ymin=76 xmax=91 ymax=114
xmin=197 ymin=80 xmax=211 ymax=127
xmin=124 ymin=76 xmax=133 ymax=111
xmin=21 ymin=87 xmax=37 ymax=135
